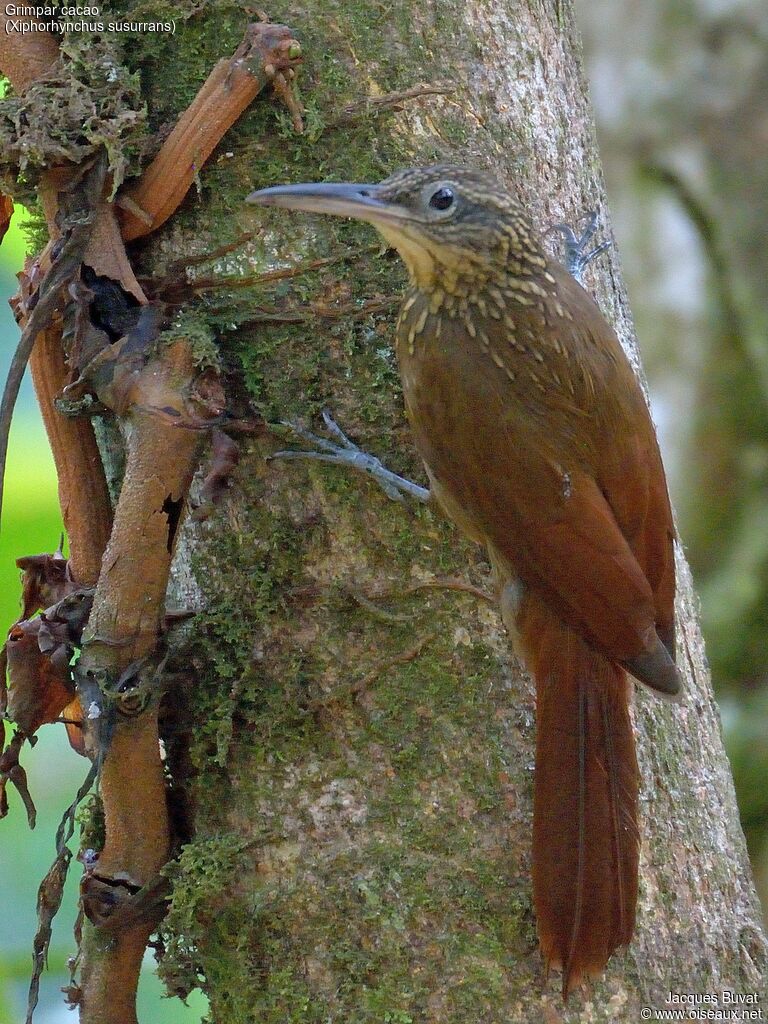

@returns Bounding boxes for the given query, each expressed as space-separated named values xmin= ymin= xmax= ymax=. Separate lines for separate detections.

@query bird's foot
xmin=548 ymin=211 xmax=611 ymax=284
xmin=270 ymin=409 xmax=431 ymax=504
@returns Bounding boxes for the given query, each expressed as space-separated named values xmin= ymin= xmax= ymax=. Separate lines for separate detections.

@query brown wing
xmin=508 ymin=468 xmax=658 ymax=662
xmin=552 ymin=266 xmax=677 ymax=657
xmin=398 ymin=268 xmax=676 ymax=668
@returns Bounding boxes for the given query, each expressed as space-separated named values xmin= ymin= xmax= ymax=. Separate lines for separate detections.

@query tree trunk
xmin=8 ymin=0 xmax=768 ymax=1020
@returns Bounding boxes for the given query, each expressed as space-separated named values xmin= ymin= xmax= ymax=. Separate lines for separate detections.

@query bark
xmin=7 ymin=0 xmax=768 ymax=1020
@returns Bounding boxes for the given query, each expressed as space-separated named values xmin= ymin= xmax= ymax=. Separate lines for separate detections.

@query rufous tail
xmin=518 ymin=593 xmax=640 ymax=999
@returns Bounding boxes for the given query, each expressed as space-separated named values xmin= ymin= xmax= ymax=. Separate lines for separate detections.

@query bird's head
xmin=247 ymin=165 xmax=544 ymax=293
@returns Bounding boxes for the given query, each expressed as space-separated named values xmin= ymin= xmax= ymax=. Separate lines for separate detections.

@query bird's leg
xmin=548 ymin=211 xmax=611 ymax=285
xmin=269 ymin=409 xmax=431 ymax=503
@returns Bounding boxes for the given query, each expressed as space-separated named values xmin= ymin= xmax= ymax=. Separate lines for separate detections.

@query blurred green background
xmin=2 ymin=0 xmax=768 ymax=1018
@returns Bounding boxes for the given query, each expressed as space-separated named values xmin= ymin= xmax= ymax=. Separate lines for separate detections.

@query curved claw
xmin=548 ymin=211 xmax=611 ymax=284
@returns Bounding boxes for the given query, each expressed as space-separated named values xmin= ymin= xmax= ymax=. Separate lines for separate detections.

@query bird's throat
xmin=375 ymin=223 xmax=491 ymax=296
xmin=375 ymin=224 xmax=440 ymax=290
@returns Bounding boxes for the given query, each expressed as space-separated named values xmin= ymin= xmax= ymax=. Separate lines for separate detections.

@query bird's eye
xmin=428 ymin=187 xmax=455 ymax=212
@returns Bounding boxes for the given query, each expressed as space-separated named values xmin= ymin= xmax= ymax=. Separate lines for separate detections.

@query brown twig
xmin=271 ymin=69 xmax=304 ymax=133
xmin=28 ymin=327 xmax=113 ymax=584
xmin=346 ymin=586 xmax=418 ymax=623
xmin=187 ymin=244 xmax=379 ymax=293
xmin=0 ymin=156 xmax=107 ymax=537
xmin=352 ymin=632 xmax=437 ymax=694
xmin=119 ymin=23 xmax=303 ymax=241
xmin=0 ymin=14 xmax=59 ymax=92
xmin=346 ymin=576 xmax=493 ymax=624
xmin=401 ymin=576 xmax=495 ymax=604
xmin=163 ymin=231 xmax=264 ymax=273
xmin=237 ymin=296 xmax=397 ymax=324
xmin=312 ymin=633 xmax=437 ymax=709
xmin=0 ymin=193 xmax=12 ymax=245
xmin=77 ymin=394 xmax=204 ymax=1024
xmin=325 ymin=82 xmax=455 ymax=129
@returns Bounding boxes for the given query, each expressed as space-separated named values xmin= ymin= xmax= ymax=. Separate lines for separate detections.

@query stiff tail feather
xmin=518 ymin=594 xmax=640 ymax=998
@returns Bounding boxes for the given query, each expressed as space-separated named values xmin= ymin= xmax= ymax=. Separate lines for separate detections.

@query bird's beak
xmin=246 ymin=181 xmax=408 ymax=226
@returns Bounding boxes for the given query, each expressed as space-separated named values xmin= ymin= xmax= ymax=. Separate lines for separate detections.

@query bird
xmin=246 ymin=166 xmax=682 ymax=997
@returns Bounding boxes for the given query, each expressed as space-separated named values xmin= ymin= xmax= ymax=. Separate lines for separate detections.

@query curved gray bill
xmin=246 ymin=181 xmax=404 ymax=223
